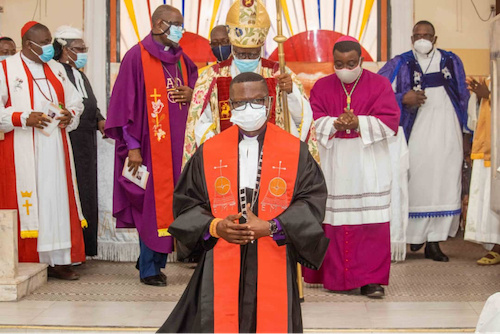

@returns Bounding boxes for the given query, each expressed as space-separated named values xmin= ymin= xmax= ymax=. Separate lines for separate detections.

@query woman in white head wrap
xmin=53 ymin=25 xmax=105 ymax=257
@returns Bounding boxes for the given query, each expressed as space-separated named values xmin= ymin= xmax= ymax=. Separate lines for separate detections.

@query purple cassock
xmin=105 ymin=33 xmax=198 ymax=253
xmin=303 ymin=70 xmax=400 ymax=291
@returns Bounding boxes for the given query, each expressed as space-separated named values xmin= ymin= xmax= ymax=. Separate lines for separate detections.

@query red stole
xmin=203 ymin=123 xmax=300 ymax=333
xmin=139 ymin=43 xmax=175 ymax=236
xmin=0 ymin=59 xmax=85 ymax=263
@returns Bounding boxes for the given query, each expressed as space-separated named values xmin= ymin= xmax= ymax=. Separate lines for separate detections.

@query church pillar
xmin=0 ymin=210 xmax=47 ymax=301
xmin=84 ymin=0 xmax=107 ymax=115
xmin=0 ymin=210 xmax=17 ymax=279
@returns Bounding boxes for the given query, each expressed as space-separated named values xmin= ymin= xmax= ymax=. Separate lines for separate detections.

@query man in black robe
xmin=158 ymin=72 xmax=329 ymax=333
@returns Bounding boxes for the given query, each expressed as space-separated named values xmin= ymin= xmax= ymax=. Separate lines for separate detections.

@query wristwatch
xmin=269 ymin=219 xmax=278 ymax=237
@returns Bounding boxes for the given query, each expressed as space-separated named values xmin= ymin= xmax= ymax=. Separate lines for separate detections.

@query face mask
xmin=233 ymin=55 xmax=260 ymax=73
xmin=0 ymin=55 xmax=11 ymax=61
xmin=230 ymin=104 xmax=268 ymax=132
xmin=413 ymin=38 xmax=433 ymax=55
xmin=335 ymin=60 xmax=362 ymax=84
xmin=69 ymin=50 xmax=88 ymax=69
xmin=30 ymin=41 xmax=54 ymax=63
xmin=166 ymin=25 xmax=184 ymax=44
xmin=211 ymin=45 xmax=232 ymax=62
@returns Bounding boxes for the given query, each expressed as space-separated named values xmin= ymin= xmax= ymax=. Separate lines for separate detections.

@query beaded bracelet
xmin=209 ymin=218 xmax=223 ymax=238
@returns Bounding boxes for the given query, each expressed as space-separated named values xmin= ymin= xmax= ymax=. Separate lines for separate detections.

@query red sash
xmin=139 ymin=43 xmax=175 ymax=236
xmin=203 ymin=123 xmax=300 ymax=333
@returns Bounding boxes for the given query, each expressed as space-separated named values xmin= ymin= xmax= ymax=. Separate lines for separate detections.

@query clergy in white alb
xmin=302 ymin=36 xmax=400 ymax=298
xmin=0 ymin=22 xmax=85 ymax=280
xmin=378 ymin=21 xmax=470 ymax=262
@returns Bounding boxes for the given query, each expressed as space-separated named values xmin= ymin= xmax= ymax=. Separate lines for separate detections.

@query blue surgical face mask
xmin=233 ymin=54 xmax=260 ymax=73
xmin=166 ymin=24 xmax=184 ymax=44
xmin=211 ymin=45 xmax=232 ymax=62
xmin=30 ymin=41 xmax=54 ymax=63
xmin=69 ymin=49 xmax=88 ymax=69
xmin=0 ymin=55 xmax=11 ymax=61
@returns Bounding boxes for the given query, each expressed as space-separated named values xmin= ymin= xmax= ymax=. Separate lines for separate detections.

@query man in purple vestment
xmin=302 ymin=36 xmax=400 ymax=298
xmin=105 ymin=5 xmax=198 ymax=286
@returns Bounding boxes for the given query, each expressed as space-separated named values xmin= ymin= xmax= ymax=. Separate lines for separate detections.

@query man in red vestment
xmin=0 ymin=22 xmax=85 ymax=280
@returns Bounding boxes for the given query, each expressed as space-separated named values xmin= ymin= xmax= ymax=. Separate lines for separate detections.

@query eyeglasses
xmin=229 ymin=96 xmax=272 ymax=111
xmin=233 ymin=50 xmax=261 ymax=59
xmin=162 ymin=21 xmax=186 ymax=33
xmin=210 ymin=39 xmax=230 ymax=47
xmin=69 ymin=46 xmax=89 ymax=53
xmin=413 ymin=33 xmax=434 ymax=40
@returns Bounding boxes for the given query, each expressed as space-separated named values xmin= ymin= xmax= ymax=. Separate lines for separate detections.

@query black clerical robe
xmin=158 ymin=124 xmax=329 ymax=333
xmin=63 ymin=63 xmax=104 ymax=256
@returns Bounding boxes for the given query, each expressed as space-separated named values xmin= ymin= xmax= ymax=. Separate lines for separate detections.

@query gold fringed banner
xmin=358 ymin=0 xmax=375 ymax=40
xmin=208 ymin=0 xmax=222 ymax=38
xmin=124 ymin=0 xmax=141 ymax=42
xmin=280 ymin=0 xmax=294 ymax=36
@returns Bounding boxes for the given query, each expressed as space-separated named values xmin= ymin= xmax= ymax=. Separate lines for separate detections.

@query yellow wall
xmin=414 ymin=0 xmax=495 ymax=76
xmin=0 ymin=0 xmax=83 ymax=49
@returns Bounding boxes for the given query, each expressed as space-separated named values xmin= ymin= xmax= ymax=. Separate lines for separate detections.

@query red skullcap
xmin=21 ymin=21 xmax=39 ymax=38
xmin=335 ymin=35 xmax=359 ymax=45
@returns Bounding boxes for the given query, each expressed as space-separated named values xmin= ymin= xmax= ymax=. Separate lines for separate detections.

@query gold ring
xmin=39 ymin=120 xmax=42 ymax=124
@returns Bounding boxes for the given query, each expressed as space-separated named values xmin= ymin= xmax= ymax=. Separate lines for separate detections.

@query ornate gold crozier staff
xmin=274 ymin=0 xmax=291 ymax=133
xmin=274 ymin=0 xmax=304 ymax=302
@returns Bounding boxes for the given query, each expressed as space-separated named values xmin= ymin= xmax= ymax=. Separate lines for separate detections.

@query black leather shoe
xmin=410 ymin=243 xmax=425 ymax=252
xmin=425 ymin=242 xmax=449 ymax=262
xmin=159 ymin=271 xmax=167 ymax=284
xmin=360 ymin=284 xmax=385 ymax=298
xmin=140 ymin=275 xmax=166 ymax=286
xmin=48 ymin=265 xmax=80 ymax=280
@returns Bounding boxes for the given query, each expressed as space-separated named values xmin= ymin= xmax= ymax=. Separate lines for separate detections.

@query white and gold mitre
xmin=226 ymin=0 xmax=271 ymax=48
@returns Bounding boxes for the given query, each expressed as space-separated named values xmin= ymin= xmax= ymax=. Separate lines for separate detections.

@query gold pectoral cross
xmin=22 ymin=199 xmax=32 ymax=215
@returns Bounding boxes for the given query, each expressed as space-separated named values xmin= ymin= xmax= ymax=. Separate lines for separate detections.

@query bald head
xmin=210 ymin=25 xmax=228 ymax=41
xmin=151 ymin=5 xmax=184 ymax=47
xmin=152 ymin=5 xmax=181 ymax=25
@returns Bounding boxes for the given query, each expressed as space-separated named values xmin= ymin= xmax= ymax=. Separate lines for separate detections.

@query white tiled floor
xmin=0 ymin=300 xmax=484 ymax=332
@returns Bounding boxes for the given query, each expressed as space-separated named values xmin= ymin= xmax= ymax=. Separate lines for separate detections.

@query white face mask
xmin=335 ymin=60 xmax=362 ymax=84
xmin=413 ymin=39 xmax=433 ymax=55
xmin=230 ymin=104 xmax=268 ymax=132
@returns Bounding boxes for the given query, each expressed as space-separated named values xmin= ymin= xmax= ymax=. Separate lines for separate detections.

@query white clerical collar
xmin=242 ymin=134 xmax=258 ymax=141
xmin=164 ymin=46 xmax=170 ymax=52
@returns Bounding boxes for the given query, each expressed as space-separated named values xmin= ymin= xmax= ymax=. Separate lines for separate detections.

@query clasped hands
xmin=333 ymin=108 xmax=359 ymax=132
xmin=26 ymin=106 xmax=73 ymax=129
xmin=216 ymin=204 xmax=271 ymax=245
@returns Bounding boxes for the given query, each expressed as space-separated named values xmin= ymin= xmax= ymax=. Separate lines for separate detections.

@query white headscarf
xmin=53 ymin=25 xmax=83 ymax=45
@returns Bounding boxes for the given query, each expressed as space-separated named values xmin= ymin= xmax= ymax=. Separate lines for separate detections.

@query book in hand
xmin=122 ymin=157 xmax=149 ymax=189
xmin=38 ymin=102 xmax=61 ymax=137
